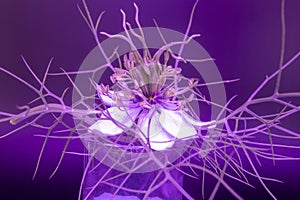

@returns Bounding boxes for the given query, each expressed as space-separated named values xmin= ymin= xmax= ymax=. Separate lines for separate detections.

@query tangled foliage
xmin=0 ymin=0 xmax=299 ymax=200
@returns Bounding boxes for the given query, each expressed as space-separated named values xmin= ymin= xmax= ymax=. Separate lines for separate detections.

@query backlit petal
xmin=89 ymin=107 xmax=141 ymax=136
xmin=98 ymin=94 xmax=115 ymax=106
xmin=139 ymin=109 xmax=175 ymax=151
xmin=182 ymin=111 xmax=216 ymax=127
xmin=158 ymin=108 xmax=197 ymax=139
xmin=97 ymin=90 xmax=132 ymax=107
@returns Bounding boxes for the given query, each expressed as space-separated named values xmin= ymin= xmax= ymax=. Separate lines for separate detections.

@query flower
xmin=89 ymin=51 xmax=215 ymax=151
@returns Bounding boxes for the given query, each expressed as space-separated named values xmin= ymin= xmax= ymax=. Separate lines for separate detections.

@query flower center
xmin=140 ymin=83 xmax=158 ymax=97
xmin=148 ymin=96 xmax=155 ymax=103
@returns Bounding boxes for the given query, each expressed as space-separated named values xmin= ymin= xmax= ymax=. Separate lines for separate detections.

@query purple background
xmin=0 ymin=0 xmax=300 ymax=199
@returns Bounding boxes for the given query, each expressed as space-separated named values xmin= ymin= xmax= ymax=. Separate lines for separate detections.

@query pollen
xmin=148 ymin=96 xmax=155 ymax=103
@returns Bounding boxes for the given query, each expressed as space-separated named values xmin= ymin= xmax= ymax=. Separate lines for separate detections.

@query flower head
xmin=89 ymin=50 xmax=215 ymax=151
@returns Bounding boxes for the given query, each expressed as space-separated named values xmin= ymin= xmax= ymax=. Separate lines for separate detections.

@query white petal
xmin=182 ymin=111 xmax=216 ymax=127
xmin=98 ymin=90 xmax=133 ymax=107
xmin=97 ymin=88 xmax=116 ymax=106
xmin=98 ymin=94 xmax=115 ymax=106
xmin=89 ymin=107 xmax=141 ymax=136
xmin=158 ymin=108 xmax=197 ymax=139
xmin=139 ymin=110 xmax=175 ymax=151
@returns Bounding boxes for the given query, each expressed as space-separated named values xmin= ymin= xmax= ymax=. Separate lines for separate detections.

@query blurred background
xmin=0 ymin=0 xmax=299 ymax=199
